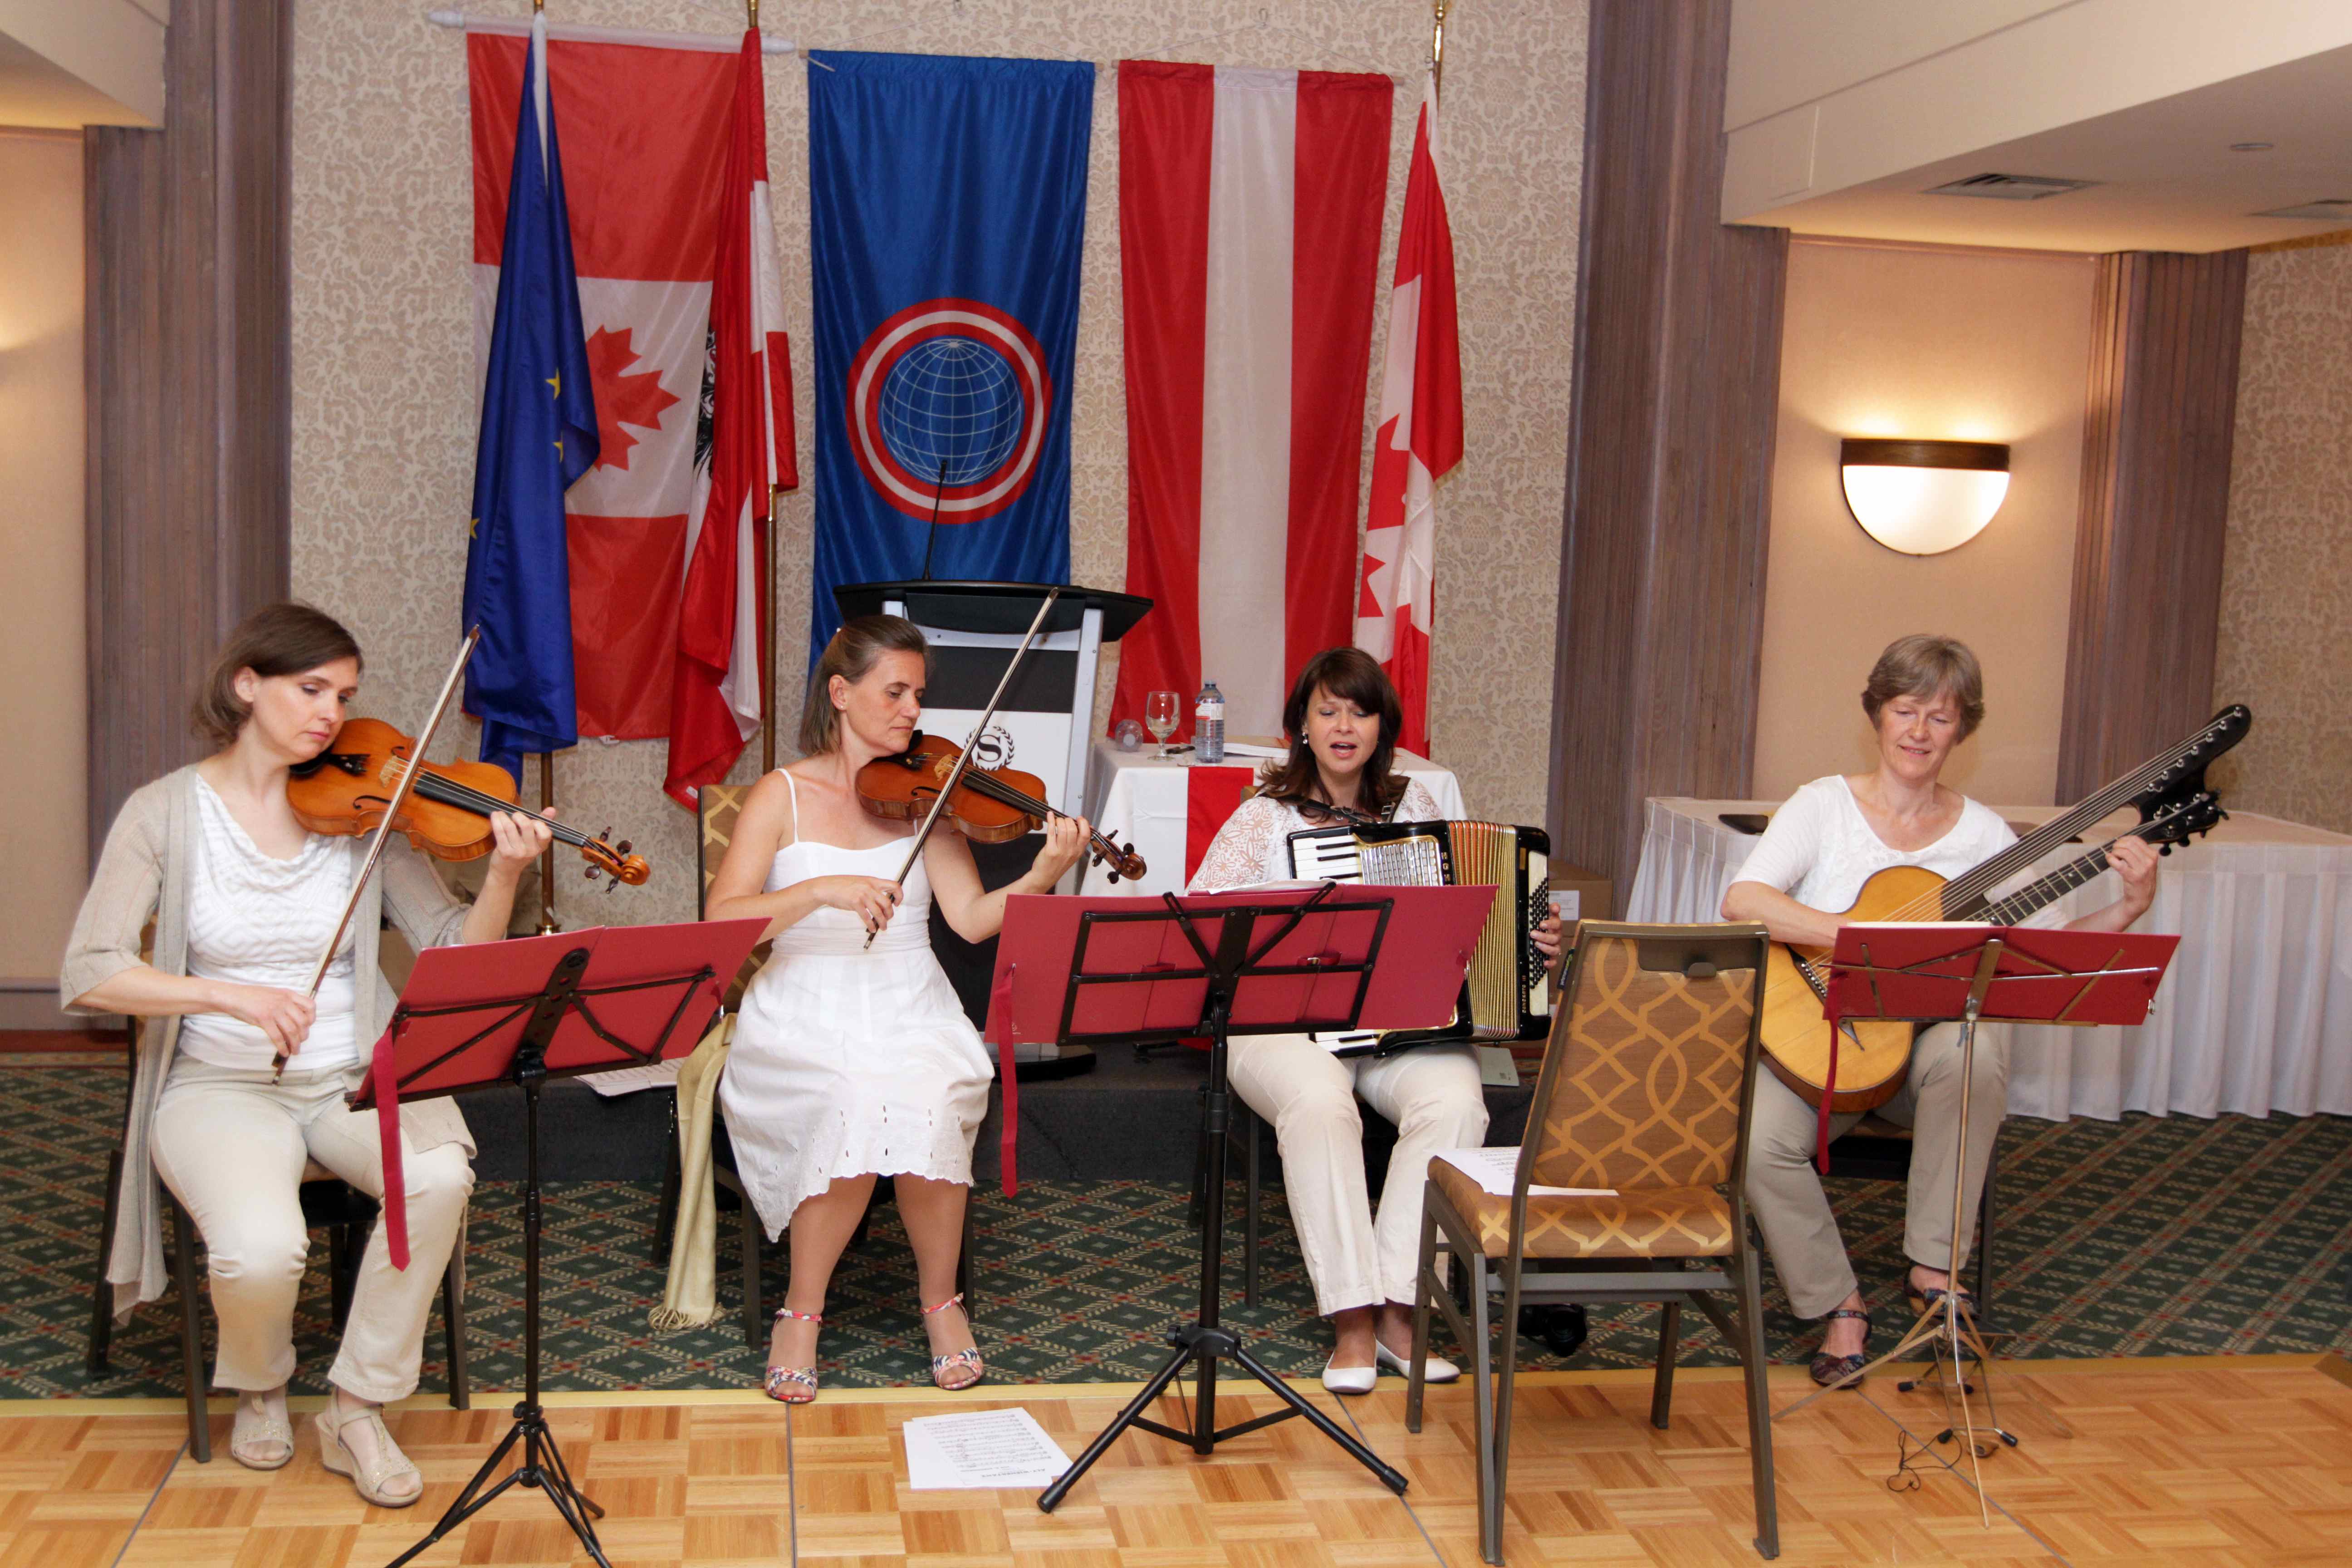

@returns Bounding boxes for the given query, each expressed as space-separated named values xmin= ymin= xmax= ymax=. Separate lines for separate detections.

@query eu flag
xmin=807 ymin=52 xmax=1093 ymax=662
xmin=462 ymin=21 xmax=599 ymax=781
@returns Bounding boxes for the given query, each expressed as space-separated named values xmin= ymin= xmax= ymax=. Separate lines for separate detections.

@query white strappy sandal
xmin=228 ymin=1387 xmax=293 ymax=1471
xmin=315 ymin=1400 xmax=423 ymax=1508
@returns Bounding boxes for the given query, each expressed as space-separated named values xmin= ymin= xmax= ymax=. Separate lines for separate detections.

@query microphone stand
xmin=916 ymin=456 xmax=949 ymax=580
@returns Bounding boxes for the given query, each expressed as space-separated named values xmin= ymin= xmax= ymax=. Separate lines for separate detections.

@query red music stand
xmin=360 ymin=918 xmax=766 ymax=1568
xmin=1001 ymin=883 xmax=1497 ymax=1512
xmin=1776 ymin=921 xmax=2177 ymax=1521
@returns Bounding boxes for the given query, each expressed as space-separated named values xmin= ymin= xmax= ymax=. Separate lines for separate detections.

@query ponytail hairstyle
xmin=192 ymin=602 xmax=364 ymax=749
xmin=1253 ymin=647 xmax=1407 ymax=818
xmin=799 ymin=615 xmax=930 ymax=755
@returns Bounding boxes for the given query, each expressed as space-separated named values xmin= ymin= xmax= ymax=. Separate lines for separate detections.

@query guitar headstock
xmin=2134 ymin=704 xmax=2252 ymax=807
xmin=2140 ymin=789 xmax=2225 ymax=854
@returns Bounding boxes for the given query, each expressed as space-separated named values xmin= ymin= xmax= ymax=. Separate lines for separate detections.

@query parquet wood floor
xmin=4 ymin=1357 xmax=2346 ymax=1568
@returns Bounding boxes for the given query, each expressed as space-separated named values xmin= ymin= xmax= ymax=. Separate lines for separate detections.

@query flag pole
xmin=761 ymin=487 xmax=777 ymax=774
xmin=1431 ymin=0 xmax=1448 ymax=98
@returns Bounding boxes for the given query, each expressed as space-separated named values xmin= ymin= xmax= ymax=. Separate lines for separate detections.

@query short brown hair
xmin=799 ymin=614 xmax=929 ymax=755
xmin=192 ymin=602 xmax=364 ymax=749
xmin=1255 ymin=647 xmax=1408 ymax=814
xmin=1861 ymin=634 xmax=1985 ymax=740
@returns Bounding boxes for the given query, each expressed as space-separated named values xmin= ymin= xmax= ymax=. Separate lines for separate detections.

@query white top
xmin=1188 ymin=777 xmax=1444 ymax=892
xmin=176 ymin=777 xmax=360 ymax=1072
xmin=1730 ymin=775 xmax=2017 ymax=915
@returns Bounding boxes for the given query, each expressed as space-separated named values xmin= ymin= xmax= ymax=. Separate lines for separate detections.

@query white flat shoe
xmin=1321 ymin=1358 xmax=1378 ymax=1396
xmin=1376 ymin=1340 xmax=1460 ymax=1383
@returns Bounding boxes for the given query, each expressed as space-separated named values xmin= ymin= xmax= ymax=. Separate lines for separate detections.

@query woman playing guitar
xmin=1721 ymin=635 xmax=2159 ymax=1387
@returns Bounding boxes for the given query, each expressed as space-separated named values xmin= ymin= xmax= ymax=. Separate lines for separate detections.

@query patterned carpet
xmin=5 ymin=1061 xmax=2347 ymax=1399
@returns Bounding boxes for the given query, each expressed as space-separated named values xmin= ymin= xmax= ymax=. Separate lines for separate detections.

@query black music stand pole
xmin=365 ymin=919 xmax=764 ymax=1568
xmin=1037 ymin=889 xmax=1413 ymax=1511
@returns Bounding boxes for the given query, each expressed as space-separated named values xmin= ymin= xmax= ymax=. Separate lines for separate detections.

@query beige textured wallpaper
xmin=2215 ymin=234 xmax=2352 ymax=833
xmin=289 ymin=0 xmax=1584 ymax=926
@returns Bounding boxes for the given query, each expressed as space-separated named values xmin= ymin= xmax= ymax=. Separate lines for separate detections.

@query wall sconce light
xmin=1839 ymin=438 xmax=2011 ymax=555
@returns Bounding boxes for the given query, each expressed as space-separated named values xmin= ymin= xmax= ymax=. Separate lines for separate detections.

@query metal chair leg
xmin=1650 ymin=1298 xmax=1681 ymax=1430
xmin=1241 ymin=1102 xmax=1261 ymax=1307
xmin=651 ymin=1105 xmax=683 ymax=1266
xmin=441 ymin=1242 xmax=470 ymax=1410
xmin=86 ymin=1147 xmax=123 ymax=1377
xmin=1466 ymin=1254 xmax=1499 ymax=1564
xmin=1490 ymin=1259 xmax=1524 ymax=1566
xmin=1736 ymin=1240 xmax=1781 ymax=1560
xmin=738 ymin=1186 xmax=765 ymax=1351
xmin=165 ymin=1192 xmax=211 ymax=1463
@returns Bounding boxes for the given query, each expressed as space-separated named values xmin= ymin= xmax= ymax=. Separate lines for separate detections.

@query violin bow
xmin=272 ymin=626 xmax=482 ymax=1081
xmin=868 ymin=586 xmax=1062 ymax=950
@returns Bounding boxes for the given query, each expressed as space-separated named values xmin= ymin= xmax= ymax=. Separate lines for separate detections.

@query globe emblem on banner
xmin=847 ymin=298 xmax=1054 ymax=523
xmin=877 ymin=338 xmax=1027 ymax=489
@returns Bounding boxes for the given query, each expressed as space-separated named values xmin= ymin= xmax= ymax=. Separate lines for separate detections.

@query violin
xmin=288 ymin=716 xmax=650 ymax=887
xmin=856 ymin=732 xmax=1144 ymax=882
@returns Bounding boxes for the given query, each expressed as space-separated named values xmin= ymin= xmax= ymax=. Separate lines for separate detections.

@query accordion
xmin=1285 ymin=819 xmax=1553 ymax=1057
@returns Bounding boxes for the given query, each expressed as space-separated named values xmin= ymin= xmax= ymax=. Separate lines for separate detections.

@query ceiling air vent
xmin=1922 ymin=172 xmax=2095 ymax=201
xmin=2252 ymin=199 xmax=2352 ymax=220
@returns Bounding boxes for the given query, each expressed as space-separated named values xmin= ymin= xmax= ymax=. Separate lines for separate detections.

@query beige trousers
xmin=1228 ymin=1035 xmax=1488 ymax=1315
xmin=151 ymin=1057 xmax=474 ymax=1402
xmin=1744 ymin=1020 xmax=2008 ymax=1320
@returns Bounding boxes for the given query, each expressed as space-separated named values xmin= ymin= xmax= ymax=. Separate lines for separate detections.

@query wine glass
xmin=1144 ymin=691 xmax=1180 ymax=759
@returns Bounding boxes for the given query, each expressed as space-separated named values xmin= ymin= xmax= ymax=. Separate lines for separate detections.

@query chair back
xmin=697 ymin=783 xmax=770 ymax=1007
xmin=1519 ymin=921 xmax=1768 ymax=1198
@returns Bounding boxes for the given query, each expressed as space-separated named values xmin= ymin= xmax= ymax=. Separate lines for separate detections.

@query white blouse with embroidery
xmin=1187 ymin=778 xmax=1445 ymax=892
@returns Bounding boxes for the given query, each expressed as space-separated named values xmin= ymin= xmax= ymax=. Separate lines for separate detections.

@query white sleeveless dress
xmin=717 ymin=770 xmax=995 ymax=1240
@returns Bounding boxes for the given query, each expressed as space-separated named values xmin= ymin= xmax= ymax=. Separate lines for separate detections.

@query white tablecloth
xmin=1077 ymin=738 xmax=1469 ymax=898
xmin=1627 ymin=796 xmax=2352 ymax=1122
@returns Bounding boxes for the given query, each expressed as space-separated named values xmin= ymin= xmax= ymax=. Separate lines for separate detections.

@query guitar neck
xmin=1941 ymin=732 xmax=2201 ymax=908
xmin=1982 ymin=845 xmax=2111 ymax=926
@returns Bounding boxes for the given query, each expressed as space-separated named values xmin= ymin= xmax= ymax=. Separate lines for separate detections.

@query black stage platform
xmin=461 ymin=1042 xmax=1536 ymax=1184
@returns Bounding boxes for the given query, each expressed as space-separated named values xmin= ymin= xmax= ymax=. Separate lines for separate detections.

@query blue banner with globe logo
xmin=807 ymin=50 xmax=1094 ymax=662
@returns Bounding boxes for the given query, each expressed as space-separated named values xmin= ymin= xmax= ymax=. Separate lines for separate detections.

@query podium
xmin=839 ymin=580 xmax=1153 ymax=1078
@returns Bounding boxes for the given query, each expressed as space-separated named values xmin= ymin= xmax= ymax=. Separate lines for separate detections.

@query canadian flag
xmin=466 ymin=24 xmax=794 ymax=802
xmin=1353 ymin=69 xmax=1461 ymax=758
xmin=667 ymin=30 xmax=796 ymax=806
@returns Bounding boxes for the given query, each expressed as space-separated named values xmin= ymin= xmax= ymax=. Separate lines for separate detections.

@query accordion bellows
xmin=1289 ymin=820 xmax=1553 ymax=1053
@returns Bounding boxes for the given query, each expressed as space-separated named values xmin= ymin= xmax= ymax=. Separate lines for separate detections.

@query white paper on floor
xmin=902 ymin=1407 xmax=1073 ymax=1490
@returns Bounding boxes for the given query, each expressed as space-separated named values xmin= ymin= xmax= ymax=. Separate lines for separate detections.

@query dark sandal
xmin=922 ymin=1292 xmax=985 ymax=1392
xmin=1808 ymin=1307 xmax=1873 ymax=1390
xmin=1906 ymin=1276 xmax=1977 ymax=1319
xmin=764 ymin=1307 xmax=821 ymax=1404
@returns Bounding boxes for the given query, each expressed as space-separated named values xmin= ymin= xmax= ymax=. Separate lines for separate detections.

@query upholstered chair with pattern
xmin=1406 ymin=921 xmax=1778 ymax=1564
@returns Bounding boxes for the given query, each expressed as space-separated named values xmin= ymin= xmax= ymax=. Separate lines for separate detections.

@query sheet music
xmin=1436 ymin=1147 xmax=1614 ymax=1200
xmin=902 ymin=1407 xmax=1072 ymax=1489
xmin=583 ymin=1058 xmax=681 ymax=1098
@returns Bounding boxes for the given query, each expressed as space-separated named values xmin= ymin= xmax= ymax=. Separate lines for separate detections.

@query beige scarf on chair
xmin=648 ymin=1012 xmax=734 ymax=1331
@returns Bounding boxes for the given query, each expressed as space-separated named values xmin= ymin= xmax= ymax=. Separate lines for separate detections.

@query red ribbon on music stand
xmin=990 ymin=965 xmax=1020 ymax=1196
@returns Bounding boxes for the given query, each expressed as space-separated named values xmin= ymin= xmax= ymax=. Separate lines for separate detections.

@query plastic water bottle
xmin=1195 ymin=681 xmax=1226 ymax=765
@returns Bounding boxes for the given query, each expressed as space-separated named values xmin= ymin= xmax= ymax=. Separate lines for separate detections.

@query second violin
xmin=857 ymin=733 xmax=1144 ymax=882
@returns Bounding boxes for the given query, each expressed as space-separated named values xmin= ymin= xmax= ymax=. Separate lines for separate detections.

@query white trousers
xmin=151 ymin=1057 xmax=473 ymax=1402
xmin=1227 ymin=1035 xmax=1488 ymax=1315
xmin=1743 ymin=1020 xmax=2009 ymax=1320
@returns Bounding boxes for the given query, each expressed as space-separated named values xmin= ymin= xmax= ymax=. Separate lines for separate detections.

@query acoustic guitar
xmin=1757 ymin=706 xmax=2250 ymax=1111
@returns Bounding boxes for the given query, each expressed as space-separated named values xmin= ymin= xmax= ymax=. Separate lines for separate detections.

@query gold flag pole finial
xmin=749 ymin=0 xmax=760 ymax=27
xmin=1431 ymin=0 xmax=1448 ymax=99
